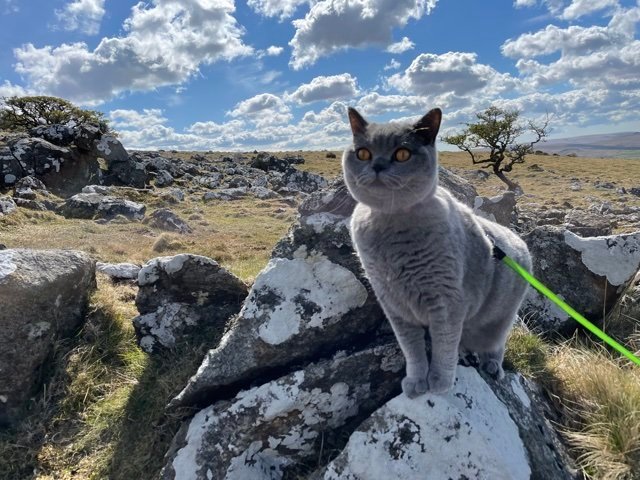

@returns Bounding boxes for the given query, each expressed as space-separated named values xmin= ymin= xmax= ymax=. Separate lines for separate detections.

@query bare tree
xmin=442 ymin=106 xmax=550 ymax=193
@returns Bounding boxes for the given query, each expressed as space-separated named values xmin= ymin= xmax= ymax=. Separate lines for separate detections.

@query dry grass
xmin=546 ymin=342 xmax=640 ymax=480
xmin=0 ymin=196 xmax=296 ymax=283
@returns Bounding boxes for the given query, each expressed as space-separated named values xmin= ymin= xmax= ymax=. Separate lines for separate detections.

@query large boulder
xmin=0 ymin=249 xmax=95 ymax=425
xmin=133 ymin=254 xmax=248 ymax=353
xmin=473 ymin=191 xmax=517 ymax=226
xmin=59 ymin=193 xmax=146 ymax=221
xmin=160 ymin=343 xmax=404 ymax=480
xmin=316 ymin=366 xmax=577 ymax=480
xmin=522 ymin=227 xmax=640 ymax=333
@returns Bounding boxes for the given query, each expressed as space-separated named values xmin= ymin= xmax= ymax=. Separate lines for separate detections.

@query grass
xmin=1 ymin=150 xmax=640 ymax=479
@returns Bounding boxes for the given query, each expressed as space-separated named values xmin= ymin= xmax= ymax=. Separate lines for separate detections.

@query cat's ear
xmin=348 ymin=107 xmax=368 ymax=136
xmin=412 ymin=108 xmax=442 ymax=145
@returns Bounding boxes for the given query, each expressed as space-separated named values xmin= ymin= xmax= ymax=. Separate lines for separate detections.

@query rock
xmin=0 ymin=196 xmax=17 ymax=216
xmin=98 ymin=137 xmax=149 ymax=188
xmin=317 ymin=366 xmax=576 ymax=480
xmin=144 ymin=208 xmax=192 ymax=234
xmin=14 ymin=198 xmax=48 ymax=211
xmin=60 ymin=193 xmax=146 ymax=221
xmin=197 ymin=174 xmax=223 ymax=189
xmin=438 ymin=166 xmax=478 ymax=207
xmin=326 ymin=152 xmax=337 ymax=158
xmin=202 ymin=188 xmax=248 ymax=201
xmin=96 ymin=262 xmax=141 ymax=281
xmin=13 ymin=175 xmax=47 ymax=193
xmin=473 ymin=191 xmax=516 ymax=226
xmin=284 ymin=155 xmax=305 ymax=165
xmin=161 ymin=343 xmax=404 ymax=480
xmin=629 ymin=187 xmax=640 ymax=197
xmin=564 ymin=209 xmax=614 ymax=236
xmin=298 ymin=178 xmax=357 ymax=218
xmin=228 ymin=176 xmax=251 ymax=188
xmin=82 ymin=184 xmax=112 ymax=195
xmin=528 ymin=163 xmax=544 ymax=172
xmin=0 ymin=135 xmax=102 ymax=195
xmin=169 ymin=186 xmax=386 ymax=408
xmin=276 ymin=170 xmax=328 ymax=194
xmin=0 ymin=249 xmax=95 ymax=425
xmin=155 ymin=170 xmax=174 ymax=187
xmin=249 ymin=186 xmax=279 ymax=200
xmin=133 ymin=254 xmax=248 ymax=353
xmin=522 ymin=226 xmax=640 ymax=333
xmin=250 ymin=153 xmax=291 ymax=173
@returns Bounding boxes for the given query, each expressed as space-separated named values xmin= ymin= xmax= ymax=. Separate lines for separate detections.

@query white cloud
xmin=109 ymin=109 xmax=167 ymax=129
xmin=265 ymin=46 xmax=284 ymax=56
xmin=354 ymin=92 xmax=432 ymax=117
xmin=289 ymin=0 xmax=438 ymax=69
xmin=386 ymin=37 xmax=415 ymax=54
xmin=227 ymin=93 xmax=293 ymax=127
xmin=503 ymin=7 xmax=640 ymax=93
xmin=14 ymin=0 xmax=252 ymax=105
xmin=55 ymin=0 xmax=106 ymax=35
xmin=513 ymin=0 xmax=537 ymax=7
xmin=387 ymin=51 xmax=516 ymax=98
xmin=3 ymin=0 xmax=19 ymax=14
xmin=286 ymin=73 xmax=358 ymax=104
xmin=247 ymin=0 xmax=311 ymax=20
xmin=561 ymin=0 xmax=618 ymax=19
xmin=384 ymin=59 xmax=402 ymax=70
xmin=0 ymin=80 xmax=27 ymax=98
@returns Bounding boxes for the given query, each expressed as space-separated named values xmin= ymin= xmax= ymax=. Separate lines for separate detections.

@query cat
xmin=342 ymin=107 xmax=532 ymax=397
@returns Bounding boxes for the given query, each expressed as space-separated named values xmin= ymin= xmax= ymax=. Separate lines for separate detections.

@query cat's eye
xmin=394 ymin=148 xmax=411 ymax=162
xmin=356 ymin=148 xmax=372 ymax=161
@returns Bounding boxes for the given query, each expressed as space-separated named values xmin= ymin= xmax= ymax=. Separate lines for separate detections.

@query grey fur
xmin=343 ymin=107 xmax=532 ymax=397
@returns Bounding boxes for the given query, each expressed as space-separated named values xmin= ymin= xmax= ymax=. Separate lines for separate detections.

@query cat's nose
xmin=372 ymin=162 xmax=386 ymax=173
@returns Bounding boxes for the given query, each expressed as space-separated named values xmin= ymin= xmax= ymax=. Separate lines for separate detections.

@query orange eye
xmin=395 ymin=148 xmax=411 ymax=162
xmin=356 ymin=148 xmax=372 ymax=161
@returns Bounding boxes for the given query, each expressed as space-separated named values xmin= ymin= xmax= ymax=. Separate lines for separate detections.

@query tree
xmin=442 ymin=106 xmax=550 ymax=193
xmin=0 ymin=95 xmax=111 ymax=134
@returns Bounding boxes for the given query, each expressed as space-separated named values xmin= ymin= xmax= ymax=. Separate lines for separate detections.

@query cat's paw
xmin=427 ymin=369 xmax=454 ymax=394
xmin=480 ymin=359 xmax=505 ymax=380
xmin=401 ymin=376 xmax=428 ymax=398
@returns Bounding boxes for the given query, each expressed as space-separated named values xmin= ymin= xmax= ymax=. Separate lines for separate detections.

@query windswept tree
xmin=0 ymin=95 xmax=111 ymax=134
xmin=442 ymin=106 xmax=550 ymax=193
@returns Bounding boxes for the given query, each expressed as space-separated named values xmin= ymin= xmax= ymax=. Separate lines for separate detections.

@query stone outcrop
xmin=522 ymin=227 xmax=640 ymax=332
xmin=144 ymin=208 xmax=192 ymax=234
xmin=133 ymin=254 xmax=248 ymax=353
xmin=316 ymin=367 xmax=577 ymax=480
xmin=0 ymin=249 xmax=95 ymax=425
xmin=96 ymin=262 xmax=141 ymax=281
xmin=59 ymin=192 xmax=146 ymax=221
xmin=473 ymin=191 xmax=516 ymax=226
xmin=160 ymin=343 xmax=403 ymax=480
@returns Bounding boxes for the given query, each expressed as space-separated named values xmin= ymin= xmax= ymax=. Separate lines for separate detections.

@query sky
xmin=0 ymin=0 xmax=639 ymax=151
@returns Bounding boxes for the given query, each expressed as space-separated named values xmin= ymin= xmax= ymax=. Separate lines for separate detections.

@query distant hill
xmin=536 ymin=131 xmax=640 ymax=159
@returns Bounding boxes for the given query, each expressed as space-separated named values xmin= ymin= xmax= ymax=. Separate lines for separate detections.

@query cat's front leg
xmin=387 ymin=316 xmax=429 ymax=398
xmin=427 ymin=312 xmax=463 ymax=394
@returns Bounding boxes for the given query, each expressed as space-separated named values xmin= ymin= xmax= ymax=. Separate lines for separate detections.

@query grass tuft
xmin=505 ymin=322 xmax=550 ymax=379
xmin=547 ymin=342 xmax=640 ymax=480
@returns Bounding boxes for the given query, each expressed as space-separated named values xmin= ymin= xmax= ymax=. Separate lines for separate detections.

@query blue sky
xmin=0 ymin=0 xmax=639 ymax=151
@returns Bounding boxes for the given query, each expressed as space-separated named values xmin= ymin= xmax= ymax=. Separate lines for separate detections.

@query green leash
xmin=493 ymin=245 xmax=640 ymax=367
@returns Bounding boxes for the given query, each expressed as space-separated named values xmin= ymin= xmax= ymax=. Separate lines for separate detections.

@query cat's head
xmin=342 ymin=107 xmax=441 ymax=212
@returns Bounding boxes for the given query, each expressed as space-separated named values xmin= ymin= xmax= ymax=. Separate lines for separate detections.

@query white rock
xmin=0 ymin=250 xmax=17 ymax=280
xmin=323 ymin=366 xmax=531 ymax=480
xmin=96 ymin=262 xmax=141 ymax=280
xmin=242 ymin=247 xmax=368 ymax=345
xmin=564 ymin=230 xmax=640 ymax=286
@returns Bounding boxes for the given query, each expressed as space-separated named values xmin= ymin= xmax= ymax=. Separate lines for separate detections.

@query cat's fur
xmin=343 ymin=107 xmax=532 ymax=397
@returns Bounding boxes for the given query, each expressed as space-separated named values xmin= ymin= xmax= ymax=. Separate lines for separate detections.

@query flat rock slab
xmin=318 ymin=366 xmax=530 ymax=480
xmin=161 ymin=343 xmax=404 ymax=480
xmin=0 ymin=249 xmax=95 ymax=425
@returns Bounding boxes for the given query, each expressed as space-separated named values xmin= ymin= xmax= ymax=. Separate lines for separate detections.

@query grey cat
xmin=343 ymin=107 xmax=532 ymax=397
